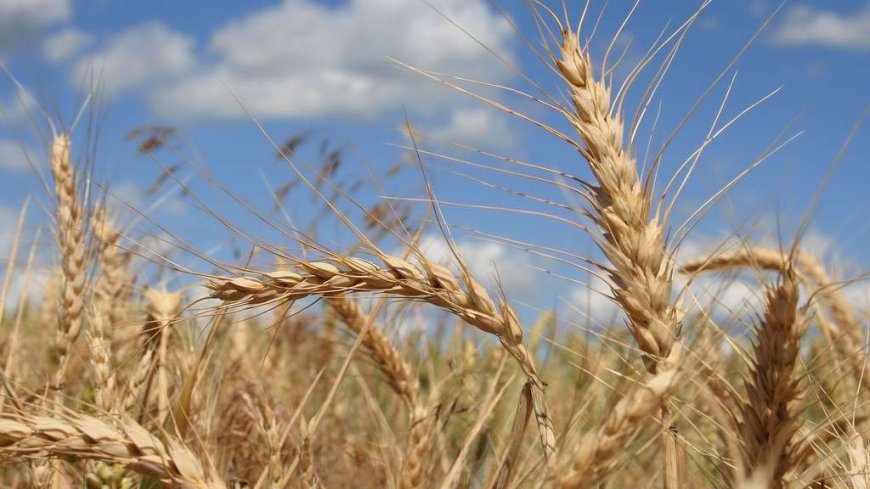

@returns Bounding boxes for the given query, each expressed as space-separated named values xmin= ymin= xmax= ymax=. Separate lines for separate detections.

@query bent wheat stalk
xmin=680 ymin=246 xmax=864 ymax=387
xmin=206 ymin=252 xmax=556 ymax=459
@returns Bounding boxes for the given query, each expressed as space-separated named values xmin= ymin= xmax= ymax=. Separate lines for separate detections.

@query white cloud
xmin=772 ymin=5 xmax=870 ymax=50
xmin=43 ymin=27 xmax=92 ymax=62
xmin=430 ymin=106 xmax=518 ymax=148
xmin=682 ymin=275 xmax=765 ymax=320
xmin=416 ymin=234 xmax=540 ymax=301
xmin=67 ymin=0 xmax=513 ymax=120
xmin=0 ymin=87 xmax=36 ymax=122
xmin=0 ymin=139 xmax=34 ymax=173
xmin=72 ymin=22 xmax=195 ymax=95
xmin=842 ymin=281 xmax=870 ymax=316
xmin=0 ymin=0 xmax=70 ymax=48
xmin=407 ymin=235 xmax=657 ymax=329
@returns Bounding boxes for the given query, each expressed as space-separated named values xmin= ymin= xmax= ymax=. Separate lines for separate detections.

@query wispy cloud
xmin=429 ymin=106 xmax=519 ymax=148
xmin=772 ymin=4 xmax=870 ymax=50
xmin=0 ymin=139 xmax=35 ymax=173
xmin=72 ymin=22 xmax=195 ymax=95
xmin=43 ymin=27 xmax=92 ymax=62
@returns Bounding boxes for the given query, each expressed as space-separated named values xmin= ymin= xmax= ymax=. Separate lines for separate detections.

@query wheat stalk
xmin=0 ymin=412 xmax=225 ymax=489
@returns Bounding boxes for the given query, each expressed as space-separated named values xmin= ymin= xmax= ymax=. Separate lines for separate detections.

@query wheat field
xmin=0 ymin=2 xmax=867 ymax=488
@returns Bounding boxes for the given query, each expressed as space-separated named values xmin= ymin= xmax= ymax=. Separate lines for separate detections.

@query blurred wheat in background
xmin=0 ymin=0 xmax=868 ymax=488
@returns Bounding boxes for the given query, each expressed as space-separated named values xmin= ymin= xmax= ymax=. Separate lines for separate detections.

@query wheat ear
xmin=297 ymin=416 xmax=321 ymax=489
xmin=556 ymin=27 xmax=681 ymax=372
xmin=142 ymin=288 xmax=182 ymax=425
xmin=736 ymin=268 xmax=809 ymax=487
xmin=0 ymin=412 xmax=225 ymax=489
xmin=557 ymin=25 xmax=684 ymax=486
xmin=87 ymin=309 xmax=116 ymax=413
xmin=49 ymin=132 xmax=87 ymax=392
xmin=327 ymin=296 xmax=419 ymax=408
xmin=92 ymin=207 xmax=132 ymax=338
xmin=847 ymin=426 xmax=869 ymax=489
xmin=122 ymin=347 xmax=154 ymax=415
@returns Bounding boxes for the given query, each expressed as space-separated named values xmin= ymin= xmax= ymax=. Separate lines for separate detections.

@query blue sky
xmin=0 ymin=0 xmax=868 ymax=319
